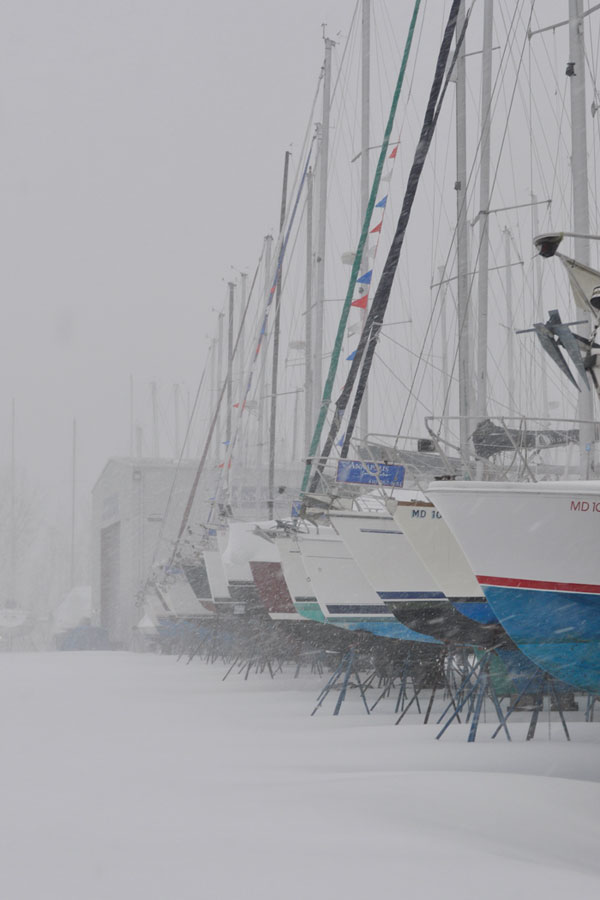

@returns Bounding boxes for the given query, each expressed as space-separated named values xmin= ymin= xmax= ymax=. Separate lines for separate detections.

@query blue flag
xmin=357 ymin=269 xmax=372 ymax=285
xmin=346 ymin=349 xmax=357 ymax=361
xmin=376 ymin=195 xmax=388 ymax=208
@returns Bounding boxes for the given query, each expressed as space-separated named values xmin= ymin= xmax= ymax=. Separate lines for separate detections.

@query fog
xmin=2 ymin=3 xmax=600 ymax=897
xmin=0 ymin=0 xmax=356 ymax=499
xmin=0 ymin=0 xmax=588 ymax=525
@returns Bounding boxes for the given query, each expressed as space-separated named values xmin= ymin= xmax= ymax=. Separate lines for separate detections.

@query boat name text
xmin=570 ymin=499 xmax=600 ymax=512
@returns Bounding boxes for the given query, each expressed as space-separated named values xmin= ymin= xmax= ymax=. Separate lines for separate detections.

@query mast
xmin=300 ymin=0 xmax=423 ymax=496
xmin=226 ymin=281 xmax=235 ymax=449
xmin=531 ymin=194 xmax=549 ymax=419
xmin=209 ymin=337 xmax=217 ymax=462
xmin=569 ymin=0 xmax=594 ymax=474
xmin=455 ymin=0 xmax=473 ymax=459
xmin=314 ymin=36 xmax=334 ymax=418
xmin=438 ymin=266 xmax=451 ymax=447
xmin=173 ymin=383 xmax=180 ymax=457
xmin=324 ymin=0 xmax=463 ymax=468
xmin=217 ymin=310 xmax=224 ymax=457
xmin=9 ymin=399 xmax=16 ymax=609
xmin=503 ymin=227 xmax=515 ymax=418
xmin=475 ymin=0 xmax=493 ymax=426
xmin=151 ymin=381 xmax=160 ymax=457
xmin=129 ymin=374 xmax=134 ymax=457
xmin=70 ymin=418 xmax=77 ymax=588
xmin=237 ymin=273 xmax=247 ymax=398
xmin=359 ymin=0 xmax=371 ymax=442
xmin=268 ymin=150 xmax=291 ymax=518
xmin=292 ymin=390 xmax=300 ymax=463
xmin=304 ymin=168 xmax=315 ymax=455
xmin=238 ymin=272 xmax=247 ymax=466
xmin=257 ymin=235 xmax=273 ymax=469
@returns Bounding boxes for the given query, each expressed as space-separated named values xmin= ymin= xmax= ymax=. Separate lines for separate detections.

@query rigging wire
xmin=336 ymin=0 xmax=467 ymax=460
xmin=301 ymin=0 xmax=424 ymax=496
xmin=395 ymin=0 xmax=533 ymax=446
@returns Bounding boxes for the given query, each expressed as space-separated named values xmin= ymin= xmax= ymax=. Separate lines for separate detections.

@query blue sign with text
xmin=336 ymin=459 xmax=405 ymax=487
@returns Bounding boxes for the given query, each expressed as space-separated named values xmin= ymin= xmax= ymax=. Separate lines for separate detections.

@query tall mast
xmin=314 ymin=36 xmax=334 ymax=418
xmin=151 ymin=381 xmax=160 ymax=457
xmin=455 ymin=0 xmax=473 ymax=460
xmin=9 ymin=399 xmax=16 ymax=609
xmin=257 ymin=235 xmax=273 ymax=469
xmin=569 ymin=0 xmax=594 ymax=474
xmin=173 ymin=383 xmax=180 ymax=457
xmin=238 ymin=271 xmax=247 ymax=466
xmin=226 ymin=281 xmax=235 ymax=448
xmin=217 ymin=310 xmax=224 ymax=457
xmin=531 ymin=194 xmax=549 ymax=419
xmin=302 ymin=169 xmax=315 ymax=455
xmin=209 ymin=337 xmax=217 ymax=462
xmin=359 ymin=0 xmax=371 ymax=442
xmin=475 ymin=0 xmax=493 ymax=426
xmin=268 ymin=151 xmax=291 ymax=518
xmin=503 ymin=227 xmax=516 ymax=418
xmin=304 ymin=168 xmax=315 ymax=455
xmin=438 ymin=266 xmax=451 ymax=448
xmin=292 ymin=389 xmax=300 ymax=464
xmin=70 ymin=418 xmax=77 ymax=588
xmin=129 ymin=374 xmax=134 ymax=457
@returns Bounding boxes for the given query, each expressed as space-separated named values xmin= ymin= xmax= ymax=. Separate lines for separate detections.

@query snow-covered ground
xmin=0 ymin=652 xmax=599 ymax=899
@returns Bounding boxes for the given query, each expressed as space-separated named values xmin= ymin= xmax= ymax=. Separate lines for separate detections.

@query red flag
xmin=389 ymin=145 xmax=398 ymax=159
xmin=351 ymin=294 xmax=368 ymax=309
xmin=370 ymin=221 xmax=382 ymax=234
xmin=233 ymin=402 xmax=239 ymax=408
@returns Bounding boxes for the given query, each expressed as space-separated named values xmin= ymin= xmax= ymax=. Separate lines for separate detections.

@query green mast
xmin=301 ymin=0 xmax=422 ymax=494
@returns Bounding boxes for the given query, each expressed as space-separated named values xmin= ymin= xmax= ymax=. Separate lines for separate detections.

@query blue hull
xmin=344 ymin=619 xmax=440 ymax=643
xmin=450 ymin=599 xmax=499 ymax=626
xmin=482 ymin=584 xmax=600 ymax=694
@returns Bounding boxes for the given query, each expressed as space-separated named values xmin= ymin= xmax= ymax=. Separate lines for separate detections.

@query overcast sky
xmin=0 ymin=0 xmax=366 ymax=509
xmin=0 ymin=0 xmax=588 ymax=522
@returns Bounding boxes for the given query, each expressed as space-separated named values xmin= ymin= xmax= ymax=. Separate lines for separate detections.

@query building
xmin=92 ymin=456 xmax=303 ymax=647
xmin=91 ymin=458 xmax=209 ymax=647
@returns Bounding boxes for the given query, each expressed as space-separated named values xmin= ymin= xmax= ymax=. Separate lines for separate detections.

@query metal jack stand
xmin=490 ymin=672 xmax=570 ymax=742
xmin=369 ymin=649 xmax=432 ymax=718
xmin=311 ymin=650 xmax=371 ymax=717
xmin=585 ymin=694 xmax=599 ymax=722
xmin=436 ymin=651 xmax=511 ymax=742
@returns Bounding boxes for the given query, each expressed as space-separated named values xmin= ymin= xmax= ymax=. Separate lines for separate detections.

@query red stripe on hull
xmin=477 ymin=574 xmax=600 ymax=594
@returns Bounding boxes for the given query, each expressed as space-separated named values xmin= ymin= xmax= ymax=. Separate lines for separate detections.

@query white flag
xmin=557 ymin=252 xmax=600 ymax=319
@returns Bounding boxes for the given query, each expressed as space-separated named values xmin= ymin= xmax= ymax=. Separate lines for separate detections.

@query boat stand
xmin=311 ymin=650 xmax=371 ymax=716
xmin=368 ymin=655 xmax=422 ymax=717
xmin=293 ymin=649 xmax=327 ymax=678
xmin=585 ymin=694 xmax=599 ymax=722
xmin=490 ymin=672 xmax=570 ymax=741
xmin=182 ymin=628 xmax=213 ymax=665
xmin=436 ymin=651 xmax=511 ymax=742
xmin=222 ymin=639 xmax=280 ymax=682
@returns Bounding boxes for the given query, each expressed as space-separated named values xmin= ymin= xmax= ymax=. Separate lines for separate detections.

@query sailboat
xmin=426 ymin=1 xmax=600 ymax=694
xmin=388 ymin=494 xmax=504 ymax=646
